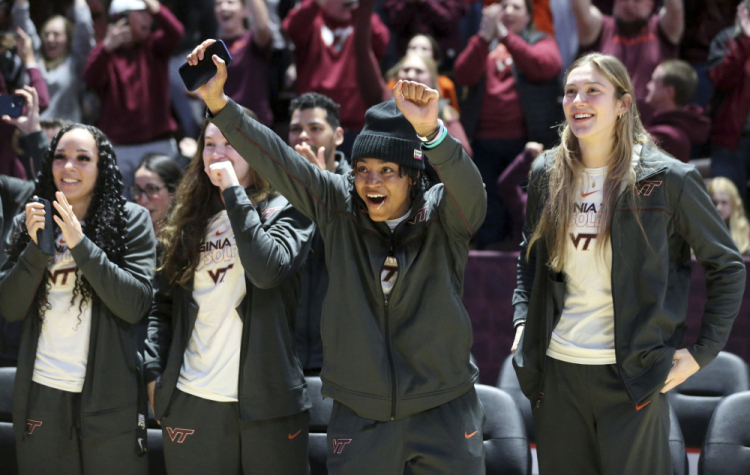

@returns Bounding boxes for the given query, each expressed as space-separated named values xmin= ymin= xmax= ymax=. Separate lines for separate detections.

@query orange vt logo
xmin=166 ymin=427 xmax=195 ymax=443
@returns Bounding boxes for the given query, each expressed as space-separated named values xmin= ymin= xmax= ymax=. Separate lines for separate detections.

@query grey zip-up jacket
xmin=143 ymin=187 xmax=314 ymax=422
xmin=512 ymin=144 xmax=746 ymax=407
xmin=210 ymin=99 xmax=487 ymax=421
xmin=0 ymin=202 xmax=156 ymax=440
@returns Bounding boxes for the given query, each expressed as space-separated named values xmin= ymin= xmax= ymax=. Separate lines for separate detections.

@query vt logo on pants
xmin=166 ymin=427 xmax=195 ymax=443
xmin=332 ymin=438 xmax=352 ymax=454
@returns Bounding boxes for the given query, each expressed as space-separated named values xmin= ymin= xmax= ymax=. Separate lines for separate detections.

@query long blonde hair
xmin=707 ymin=177 xmax=750 ymax=255
xmin=527 ymin=53 xmax=651 ymax=271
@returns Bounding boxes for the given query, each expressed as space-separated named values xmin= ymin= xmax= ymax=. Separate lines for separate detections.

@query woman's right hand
xmin=25 ymin=199 xmax=45 ymax=246
xmin=511 ymin=324 xmax=524 ymax=353
xmin=186 ymin=40 xmax=229 ymax=115
xmin=147 ymin=380 xmax=159 ymax=425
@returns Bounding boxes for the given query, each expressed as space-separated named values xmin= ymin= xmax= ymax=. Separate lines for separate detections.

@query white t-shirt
xmin=381 ymin=212 xmax=410 ymax=299
xmin=32 ymin=233 xmax=92 ymax=393
xmin=546 ymin=164 xmax=617 ymax=365
xmin=177 ymin=211 xmax=246 ymax=402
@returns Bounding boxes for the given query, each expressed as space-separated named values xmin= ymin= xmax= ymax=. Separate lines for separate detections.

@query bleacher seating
xmin=668 ymin=351 xmax=750 ymax=448
xmin=698 ymin=391 xmax=750 ymax=475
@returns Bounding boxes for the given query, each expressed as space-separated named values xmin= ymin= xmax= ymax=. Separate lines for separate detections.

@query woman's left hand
xmin=52 ymin=191 xmax=84 ymax=249
xmin=661 ymin=348 xmax=701 ymax=393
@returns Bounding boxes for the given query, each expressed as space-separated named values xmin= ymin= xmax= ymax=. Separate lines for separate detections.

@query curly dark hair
xmin=6 ymin=124 xmax=128 ymax=325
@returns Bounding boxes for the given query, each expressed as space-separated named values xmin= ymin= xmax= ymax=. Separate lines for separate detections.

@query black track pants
xmin=534 ymin=357 xmax=672 ymax=475
xmin=161 ymin=388 xmax=310 ymax=475
xmin=326 ymin=387 xmax=486 ymax=475
xmin=16 ymin=382 xmax=147 ymax=475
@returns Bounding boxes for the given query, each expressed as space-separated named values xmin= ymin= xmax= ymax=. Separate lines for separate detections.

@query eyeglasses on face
xmin=128 ymin=184 xmax=166 ymax=200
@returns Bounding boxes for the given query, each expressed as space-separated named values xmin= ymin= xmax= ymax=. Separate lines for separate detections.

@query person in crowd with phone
xmin=0 ymin=21 xmax=49 ymax=181
xmin=0 ymin=85 xmax=48 ymax=368
xmin=83 ymin=0 xmax=184 ymax=192
xmin=511 ymin=53 xmax=745 ymax=475
xmin=214 ymin=0 xmax=275 ymax=127
xmin=143 ymin=116 xmax=314 ymax=474
xmin=0 ymin=123 xmax=156 ymax=474
xmin=12 ymin=0 xmax=95 ymax=123
xmin=282 ymin=0 xmax=390 ymax=158
xmin=186 ymin=39 xmax=487 ymax=474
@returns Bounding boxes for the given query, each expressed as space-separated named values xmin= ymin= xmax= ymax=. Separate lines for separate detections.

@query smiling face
xmin=407 ymin=35 xmax=433 ymax=60
xmin=354 ymin=158 xmax=414 ymax=221
xmin=42 ymin=17 xmax=68 ymax=61
xmin=202 ymin=122 xmax=252 ymax=188
xmin=134 ymin=167 xmax=172 ymax=227
xmin=500 ymin=0 xmax=531 ymax=35
xmin=397 ymin=55 xmax=433 ymax=88
xmin=563 ymin=63 xmax=630 ymax=144
xmin=52 ymin=128 xmax=99 ymax=209
xmin=214 ymin=0 xmax=248 ymax=35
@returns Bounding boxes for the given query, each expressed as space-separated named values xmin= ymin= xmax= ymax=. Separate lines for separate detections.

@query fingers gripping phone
xmin=0 ymin=94 xmax=25 ymax=118
xmin=179 ymin=40 xmax=233 ymax=92
xmin=30 ymin=197 xmax=55 ymax=255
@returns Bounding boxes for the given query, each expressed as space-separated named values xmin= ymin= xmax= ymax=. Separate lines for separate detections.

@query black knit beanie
xmin=351 ymin=100 xmax=426 ymax=170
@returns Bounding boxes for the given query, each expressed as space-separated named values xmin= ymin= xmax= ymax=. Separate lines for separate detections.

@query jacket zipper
xmin=384 ymin=297 xmax=397 ymax=420
xmin=608 ymin=166 xmax=664 ymax=405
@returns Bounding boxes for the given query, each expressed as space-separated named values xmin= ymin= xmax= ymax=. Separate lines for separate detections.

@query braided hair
xmin=6 ymin=124 xmax=128 ymax=324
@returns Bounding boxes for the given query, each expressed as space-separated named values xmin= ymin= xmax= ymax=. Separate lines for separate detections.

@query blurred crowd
xmin=2 ymin=0 xmax=750 ymax=253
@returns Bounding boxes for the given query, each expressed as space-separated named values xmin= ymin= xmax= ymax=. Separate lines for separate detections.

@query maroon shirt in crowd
xmin=82 ymin=6 xmax=183 ymax=145
xmin=223 ymin=31 xmax=273 ymax=127
xmin=383 ymin=0 xmax=466 ymax=65
xmin=454 ymin=31 xmax=561 ymax=141
xmin=0 ymin=68 xmax=50 ymax=180
xmin=647 ymin=105 xmax=710 ymax=163
xmin=585 ymin=14 xmax=678 ymax=123
xmin=709 ymin=32 xmax=750 ymax=151
xmin=283 ymin=0 xmax=389 ymax=131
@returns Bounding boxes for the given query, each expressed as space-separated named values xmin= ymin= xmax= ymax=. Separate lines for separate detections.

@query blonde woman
xmin=511 ymin=53 xmax=746 ymax=475
xmin=708 ymin=177 xmax=750 ymax=255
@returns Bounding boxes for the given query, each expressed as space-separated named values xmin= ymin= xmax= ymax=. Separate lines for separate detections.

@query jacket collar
xmin=635 ymin=142 xmax=669 ymax=182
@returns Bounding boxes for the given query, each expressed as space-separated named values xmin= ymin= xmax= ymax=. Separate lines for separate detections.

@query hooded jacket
xmin=647 ymin=105 xmax=710 ymax=163
xmin=144 ymin=187 xmax=314 ymax=422
xmin=0 ymin=202 xmax=156 ymax=440
xmin=512 ymin=144 xmax=746 ymax=407
xmin=210 ymin=99 xmax=486 ymax=421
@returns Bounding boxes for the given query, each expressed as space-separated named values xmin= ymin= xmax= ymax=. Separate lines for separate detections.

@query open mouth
xmin=573 ymin=113 xmax=594 ymax=122
xmin=61 ymin=178 xmax=80 ymax=185
xmin=367 ymin=194 xmax=387 ymax=209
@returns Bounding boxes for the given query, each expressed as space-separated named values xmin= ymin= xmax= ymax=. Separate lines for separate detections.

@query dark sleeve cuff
xmin=222 ymin=185 xmax=252 ymax=210
xmin=21 ymin=239 xmax=51 ymax=269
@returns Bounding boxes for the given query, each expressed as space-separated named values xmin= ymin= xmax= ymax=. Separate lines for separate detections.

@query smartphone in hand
xmin=0 ymin=95 xmax=25 ymax=118
xmin=30 ymin=197 xmax=55 ymax=256
xmin=179 ymin=40 xmax=233 ymax=92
